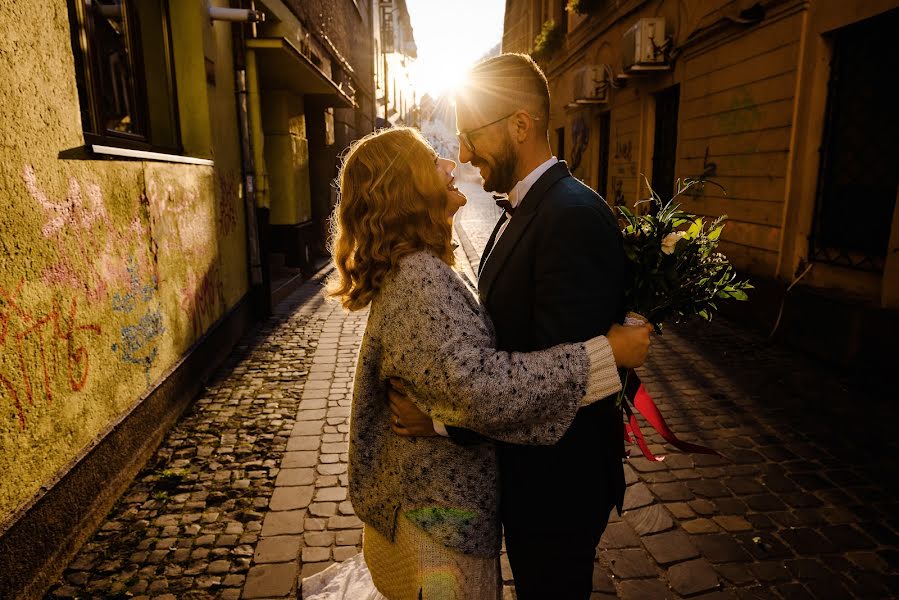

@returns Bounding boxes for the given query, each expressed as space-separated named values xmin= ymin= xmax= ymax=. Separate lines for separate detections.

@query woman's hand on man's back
xmin=607 ymin=323 xmax=653 ymax=369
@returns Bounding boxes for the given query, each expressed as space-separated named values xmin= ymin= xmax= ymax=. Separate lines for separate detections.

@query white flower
xmin=661 ymin=231 xmax=685 ymax=255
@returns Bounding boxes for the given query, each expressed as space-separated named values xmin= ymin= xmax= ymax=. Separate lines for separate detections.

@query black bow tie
xmin=493 ymin=195 xmax=515 ymax=215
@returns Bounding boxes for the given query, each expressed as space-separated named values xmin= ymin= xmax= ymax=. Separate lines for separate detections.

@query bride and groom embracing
xmin=308 ymin=53 xmax=654 ymax=599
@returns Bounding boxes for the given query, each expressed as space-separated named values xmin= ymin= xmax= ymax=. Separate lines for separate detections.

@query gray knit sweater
xmin=348 ymin=250 xmax=620 ymax=557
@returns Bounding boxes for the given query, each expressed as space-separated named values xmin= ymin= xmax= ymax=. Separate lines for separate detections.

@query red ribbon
xmin=623 ymin=400 xmax=663 ymax=461
xmin=622 ymin=371 xmax=721 ymax=462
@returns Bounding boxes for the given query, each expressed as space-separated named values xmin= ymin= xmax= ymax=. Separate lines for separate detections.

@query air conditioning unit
xmin=622 ymin=17 xmax=670 ymax=73
xmin=573 ymin=65 xmax=609 ymax=104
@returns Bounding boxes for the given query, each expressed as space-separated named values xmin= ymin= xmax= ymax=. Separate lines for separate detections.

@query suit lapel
xmin=477 ymin=162 xmax=572 ymax=302
xmin=478 ymin=214 xmax=509 ymax=277
xmin=477 ymin=211 xmax=536 ymax=301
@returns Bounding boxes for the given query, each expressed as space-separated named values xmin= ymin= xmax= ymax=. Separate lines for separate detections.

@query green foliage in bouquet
xmin=617 ymin=177 xmax=752 ymax=332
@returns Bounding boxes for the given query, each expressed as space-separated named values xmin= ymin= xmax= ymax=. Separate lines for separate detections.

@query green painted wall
xmin=0 ymin=1 xmax=249 ymax=524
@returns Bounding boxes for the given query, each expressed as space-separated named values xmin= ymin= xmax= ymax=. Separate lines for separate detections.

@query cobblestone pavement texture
xmin=47 ymin=177 xmax=898 ymax=599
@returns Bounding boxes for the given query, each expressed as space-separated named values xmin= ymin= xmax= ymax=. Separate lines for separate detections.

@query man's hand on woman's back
xmin=387 ymin=379 xmax=438 ymax=437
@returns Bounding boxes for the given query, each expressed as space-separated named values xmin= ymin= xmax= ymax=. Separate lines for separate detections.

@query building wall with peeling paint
xmin=0 ymin=1 xmax=250 ymax=524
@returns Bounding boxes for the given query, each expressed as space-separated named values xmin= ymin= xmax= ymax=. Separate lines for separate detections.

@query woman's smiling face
xmin=436 ymin=156 xmax=467 ymax=219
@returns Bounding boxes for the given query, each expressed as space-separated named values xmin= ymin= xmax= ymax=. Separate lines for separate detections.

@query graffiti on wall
xmin=6 ymin=164 xmax=227 ymax=430
xmin=0 ymin=282 xmax=102 ymax=430
xmin=23 ymin=165 xmax=158 ymax=304
xmin=5 ymin=166 xmax=171 ymax=430
xmin=111 ymin=258 xmax=166 ymax=386
xmin=146 ymin=178 xmax=208 ymax=257
xmin=683 ymin=145 xmax=723 ymax=198
xmin=716 ymin=88 xmax=763 ymax=136
xmin=181 ymin=263 xmax=225 ymax=339
xmin=614 ymin=137 xmax=633 ymax=162
xmin=146 ymin=173 xmax=226 ymax=340
xmin=570 ymin=118 xmax=590 ymax=172
xmin=216 ymin=170 xmax=240 ymax=237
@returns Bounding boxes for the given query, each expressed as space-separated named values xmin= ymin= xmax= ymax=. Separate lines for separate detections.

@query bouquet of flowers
xmin=616 ymin=177 xmax=753 ymax=461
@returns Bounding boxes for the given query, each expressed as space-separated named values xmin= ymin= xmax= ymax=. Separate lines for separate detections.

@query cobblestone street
xmin=47 ymin=183 xmax=898 ymax=599
xmin=47 ymin=279 xmax=369 ymax=600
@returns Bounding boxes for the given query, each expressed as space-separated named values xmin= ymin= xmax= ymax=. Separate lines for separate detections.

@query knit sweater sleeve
xmin=583 ymin=336 xmax=623 ymax=404
xmin=377 ymin=252 xmax=593 ymax=445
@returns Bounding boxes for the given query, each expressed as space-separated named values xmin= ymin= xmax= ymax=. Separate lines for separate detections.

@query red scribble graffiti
xmin=0 ymin=375 xmax=23 ymax=430
xmin=0 ymin=283 xmax=101 ymax=430
xmin=0 ymin=282 xmax=35 ymax=338
xmin=182 ymin=264 xmax=226 ymax=338
xmin=217 ymin=171 xmax=240 ymax=237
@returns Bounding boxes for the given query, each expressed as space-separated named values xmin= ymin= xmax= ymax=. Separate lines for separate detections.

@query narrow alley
xmin=45 ymin=187 xmax=898 ymax=600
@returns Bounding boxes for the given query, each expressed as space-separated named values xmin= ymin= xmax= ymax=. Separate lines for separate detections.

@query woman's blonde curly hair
xmin=327 ymin=127 xmax=455 ymax=311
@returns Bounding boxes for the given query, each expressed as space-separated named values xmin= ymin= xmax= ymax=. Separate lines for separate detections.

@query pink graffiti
xmin=181 ymin=264 xmax=226 ymax=338
xmin=146 ymin=178 xmax=211 ymax=258
xmin=217 ymin=171 xmax=240 ymax=237
xmin=23 ymin=165 xmax=108 ymax=237
xmin=23 ymin=165 xmax=156 ymax=302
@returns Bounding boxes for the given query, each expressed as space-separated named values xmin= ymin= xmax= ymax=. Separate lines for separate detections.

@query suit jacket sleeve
xmin=444 ymin=424 xmax=489 ymax=446
xmin=378 ymin=252 xmax=589 ymax=445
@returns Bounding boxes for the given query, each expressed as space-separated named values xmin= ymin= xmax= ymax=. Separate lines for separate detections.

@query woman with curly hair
xmin=304 ymin=127 xmax=650 ymax=600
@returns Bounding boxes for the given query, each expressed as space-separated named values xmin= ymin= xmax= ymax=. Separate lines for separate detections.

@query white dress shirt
xmin=488 ymin=156 xmax=559 ymax=250
xmin=433 ymin=156 xmax=559 ymax=437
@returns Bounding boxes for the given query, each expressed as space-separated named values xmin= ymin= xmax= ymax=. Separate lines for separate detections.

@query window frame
xmin=808 ymin=10 xmax=898 ymax=273
xmin=68 ymin=0 xmax=182 ymax=155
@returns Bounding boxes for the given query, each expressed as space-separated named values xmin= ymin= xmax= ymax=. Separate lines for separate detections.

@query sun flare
xmin=404 ymin=0 xmax=504 ymax=100
xmin=410 ymin=58 xmax=470 ymax=99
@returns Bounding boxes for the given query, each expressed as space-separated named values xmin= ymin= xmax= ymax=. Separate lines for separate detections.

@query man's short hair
xmin=459 ymin=53 xmax=551 ymax=132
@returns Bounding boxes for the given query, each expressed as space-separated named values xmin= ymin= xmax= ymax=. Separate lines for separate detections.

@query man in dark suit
xmin=390 ymin=53 xmax=643 ymax=599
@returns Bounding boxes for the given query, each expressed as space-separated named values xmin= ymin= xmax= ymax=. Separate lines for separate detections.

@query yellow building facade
xmin=504 ymin=0 xmax=899 ymax=366
xmin=1 ymin=0 xmax=245 ymax=525
xmin=0 ymin=0 xmax=371 ymax=596
xmin=373 ymin=0 xmax=419 ymax=127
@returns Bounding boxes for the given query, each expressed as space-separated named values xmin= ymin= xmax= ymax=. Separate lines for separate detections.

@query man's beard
xmin=482 ymin=134 xmax=518 ymax=194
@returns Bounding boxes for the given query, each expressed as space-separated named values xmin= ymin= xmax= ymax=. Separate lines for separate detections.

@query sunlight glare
xmin=404 ymin=0 xmax=504 ymax=99
xmin=410 ymin=56 xmax=470 ymax=99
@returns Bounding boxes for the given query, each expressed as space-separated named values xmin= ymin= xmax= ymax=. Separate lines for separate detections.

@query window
xmin=380 ymin=4 xmax=395 ymax=53
xmin=68 ymin=0 xmax=180 ymax=153
xmin=810 ymin=9 xmax=899 ymax=272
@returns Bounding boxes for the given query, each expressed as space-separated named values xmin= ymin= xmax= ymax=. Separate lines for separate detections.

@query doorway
xmin=651 ymin=84 xmax=680 ymax=208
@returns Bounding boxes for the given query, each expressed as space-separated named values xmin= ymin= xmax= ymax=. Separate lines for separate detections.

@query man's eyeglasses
xmin=456 ymin=111 xmax=541 ymax=155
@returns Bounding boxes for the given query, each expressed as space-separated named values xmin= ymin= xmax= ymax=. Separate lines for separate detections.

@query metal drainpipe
xmin=245 ymin=49 xmax=268 ymax=211
xmin=230 ymin=0 xmax=263 ymax=287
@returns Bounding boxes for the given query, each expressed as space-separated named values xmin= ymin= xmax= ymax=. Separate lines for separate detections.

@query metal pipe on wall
xmin=244 ymin=48 xmax=269 ymax=212
xmin=210 ymin=6 xmax=265 ymax=22
xmin=229 ymin=0 xmax=263 ymax=287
